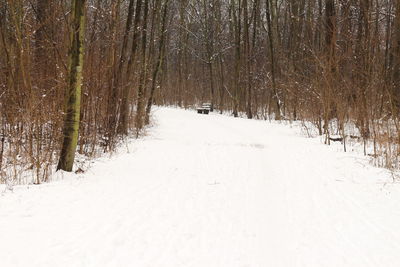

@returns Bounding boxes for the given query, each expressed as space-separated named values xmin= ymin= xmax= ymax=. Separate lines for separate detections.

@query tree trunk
xmin=105 ymin=0 xmax=121 ymax=148
xmin=266 ymin=0 xmax=281 ymax=120
xmin=243 ymin=0 xmax=252 ymax=119
xmin=57 ymin=0 xmax=86 ymax=172
xmin=119 ymin=0 xmax=143 ymax=135
xmin=231 ymin=0 xmax=241 ymax=117
xmin=107 ymin=0 xmax=133 ymax=140
xmin=145 ymin=0 xmax=170 ymax=123
xmin=135 ymin=0 xmax=150 ymax=135
xmin=393 ymin=0 xmax=400 ymax=112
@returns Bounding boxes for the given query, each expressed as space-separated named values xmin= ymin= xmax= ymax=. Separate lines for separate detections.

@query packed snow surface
xmin=1 ymin=107 xmax=400 ymax=267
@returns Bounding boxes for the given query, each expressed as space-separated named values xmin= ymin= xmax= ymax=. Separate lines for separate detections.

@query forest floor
xmin=1 ymin=107 xmax=400 ymax=267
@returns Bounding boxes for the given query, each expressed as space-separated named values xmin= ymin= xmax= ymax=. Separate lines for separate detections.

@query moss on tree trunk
xmin=57 ymin=0 xmax=85 ymax=172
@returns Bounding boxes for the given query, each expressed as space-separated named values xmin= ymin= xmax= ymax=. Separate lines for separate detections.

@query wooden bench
xmin=197 ymin=103 xmax=212 ymax=114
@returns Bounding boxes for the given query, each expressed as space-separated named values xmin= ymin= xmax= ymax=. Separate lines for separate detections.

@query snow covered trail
xmin=1 ymin=107 xmax=400 ymax=267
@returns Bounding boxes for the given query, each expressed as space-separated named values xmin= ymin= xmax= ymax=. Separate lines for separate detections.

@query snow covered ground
xmin=1 ymin=107 xmax=400 ymax=267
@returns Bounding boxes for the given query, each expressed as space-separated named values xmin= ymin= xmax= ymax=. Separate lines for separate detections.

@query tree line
xmin=1 ymin=0 xmax=400 ymax=184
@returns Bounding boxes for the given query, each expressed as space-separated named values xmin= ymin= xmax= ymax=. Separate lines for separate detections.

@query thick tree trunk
xmin=57 ymin=0 xmax=86 ymax=172
xmin=393 ymin=0 xmax=400 ymax=112
xmin=119 ymin=0 xmax=143 ymax=135
xmin=145 ymin=0 xmax=170 ymax=123
xmin=105 ymin=0 xmax=121 ymax=148
xmin=177 ymin=0 xmax=188 ymax=108
xmin=106 ymin=0 xmax=130 ymax=141
xmin=135 ymin=0 xmax=150 ymax=135
xmin=356 ymin=0 xmax=370 ymax=138
xmin=231 ymin=0 xmax=241 ymax=117
xmin=325 ymin=0 xmax=336 ymax=68
xmin=266 ymin=0 xmax=281 ymax=120
xmin=35 ymin=0 xmax=49 ymax=65
xmin=243 ymin=0 xmax=252 ymax=119
xmin=323 ymin=0 xmax=336 ymax=143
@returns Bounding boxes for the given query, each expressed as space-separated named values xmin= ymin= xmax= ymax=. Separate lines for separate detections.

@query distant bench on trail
xmin=197 ymin=103 xmax=212 ymax=114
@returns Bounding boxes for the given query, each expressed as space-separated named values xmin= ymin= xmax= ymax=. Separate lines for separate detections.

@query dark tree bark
xmin=135 ymin=0 xmax=150 ymax=134
xmin=119 ymin=0 xmax=143 ymax=135
xmin=266 ymin=0 xmax=281 ymax=120
xmin=57 ymin=0 xmax=86 ymax=172
xmin=106 ymin=0 xmax=132 ymax=142
xmin=393 ymin=0 xmax=400 ymax=112
xmin=145 ymin=0 xmax=170 ymax=124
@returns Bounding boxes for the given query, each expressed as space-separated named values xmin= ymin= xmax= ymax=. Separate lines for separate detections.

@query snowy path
xmin=1 ymin=107 xmax=400 ymax=267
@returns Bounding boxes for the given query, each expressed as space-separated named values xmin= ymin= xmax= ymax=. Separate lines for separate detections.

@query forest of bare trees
xmin=1 ymin=0 xmax=400 ymax=184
